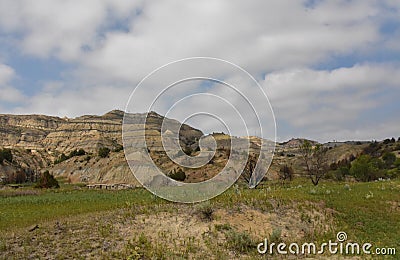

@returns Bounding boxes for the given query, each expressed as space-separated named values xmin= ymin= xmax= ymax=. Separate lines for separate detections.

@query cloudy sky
xmin=0 ymin=0 xmax=399 ymax=142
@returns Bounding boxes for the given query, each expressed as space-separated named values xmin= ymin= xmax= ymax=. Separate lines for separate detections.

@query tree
xmin=0 ymin=148 xmax=13 ymax=165
xmin=241 ymin=153 xmax=258 ymax=184
xmin=382 ymin=152 xmax=396 ymax=168
xmin=383 ymin=138 xmax=391 ymax=145
xmin=35 ymin=171 xmax=60 ymax=188
xmin=14 ymin=170 xmax=26 ymax=184
xmin=279 ymin=164 xmax=294 ymax=182
xmin=363 ymin=142 xmax=382 ymax=157
xmin=98 ymin=147 xmax=110 ymax=158
xmin=350 ymin=155 xmax=383 ymax=182
xmin=298 ymin=140 xmax=329 ymax=186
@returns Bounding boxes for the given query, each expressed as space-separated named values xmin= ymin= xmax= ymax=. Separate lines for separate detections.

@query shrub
xmin=383 ymin=138 xmax=392 ymax=145
xmin=54 ymin=153 xmax=68 ymax=164
xmin=0 ymin=149 xmax=13 ymax=165
xmin=168 ymin=168 xmax=186 ymax=181
xmin=350 ymin=155 xmax=384 ymax=182
xmin=363 ymin=142 xmax=382 ymax=157
xmin=69 ymin=149 xmax=86 ymax=157
xmin=382 ymin=152 xmax=396 ymax=168
xmin=215 ymin=223 xmax=232 ymax=231
xmin=386 ymin=169 xmax=399 ymax=179
xmin=279 ymin=164 xmax=294 ymax=181
xmin=225 ymin=229 xmax=255 ymax=253
xmin=269 ymin=228 xmax=283 ymax=244
xmin=330 ymin=162 xmax=338 ymax=171
xmin=114 ymin=144 xmax=123 ymax=152
xmin=395 ymin=158 xmax=400 ymax=169
xmin=196 ymin=202 xmax=214 ymax=221
xmin=337 ymin=166 xmax=349 ymax=180
xmin=35 ymin=171 xmax=60 ymax=188
xmin=98 ymin=147 xmax=110 ymax=158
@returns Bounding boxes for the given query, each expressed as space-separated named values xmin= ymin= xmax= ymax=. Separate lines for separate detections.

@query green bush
xmin=386 ymin=169 xmax=399 ymax=179
xmin=196 ymin=202 xmax=214 ymax=221
xmin=168 ymin=168 xmax=186 ymax=181
xmin=395 ymin=158 xmax=400 ymax=169
xmin=0 ymin=149 xmax=13 ymax=165
xmin=54 ymin=149 xmax=86 ymax=164
xmin=54 ymin=153 xmax=69 ymax=164
xmin=225 ymin=229 xmax=255 ymax=253
xmin=350 ymin=155 xmax=384 ymax=181
xmin=35 ymin=171 xmax=60 ymax=188
xmin=382 ymin=152 xmax=396 ymax=168
xmin=114 ymin=144 xmax=123 ymax=152
xmin=69 ymin=149 xmax=86 ymax=157
xmin=98 ymin=147 xmax=111 ymax=158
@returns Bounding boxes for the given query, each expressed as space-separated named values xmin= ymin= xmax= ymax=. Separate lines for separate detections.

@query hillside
xmin=0 ymin=110 xmax=204 ymax=185
xmin=1 ymin=110 xmax=397 ymax=187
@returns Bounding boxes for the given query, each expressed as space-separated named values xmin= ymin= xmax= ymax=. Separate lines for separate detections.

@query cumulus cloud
xmin=0 ymin=0 xmax=144 ymax=61
xmin=0 ymin=63 xmax=25 ymax=103
xmin=0 ymin=0 xmax=399 ymax=141
xmin=263 ymin=63 xmax=400 ymax=141
xmin=78 ymin=0 xmax=383 ymax=83
xmin=12 ymin=84 xmax=130 ymax=117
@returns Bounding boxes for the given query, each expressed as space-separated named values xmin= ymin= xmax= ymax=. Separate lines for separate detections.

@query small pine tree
xmin=35 ymin=171 xmax=60 ymax=188
xmin=0 ymin=149 xmax=13 ymax=165
xmin=98 ymin=147 xmax=110 ymax=158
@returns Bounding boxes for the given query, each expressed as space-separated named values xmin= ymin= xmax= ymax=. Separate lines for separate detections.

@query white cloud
xmin=0 ymin=0 xmax=144 ymax=61
xmin=0 ymin=63 xmax=14 ymax=84
xmin=0 ymin=0 xmax=399 ymax=141
xmin=263 ymin=63 xmax=400 ymax=141
xmin=12 ymin=85 xmax=129 ymax=117
xmin=78 ymin=0 xmax=382 ymax=84
xmin=0 ymin=63 xmax=25 ymax=103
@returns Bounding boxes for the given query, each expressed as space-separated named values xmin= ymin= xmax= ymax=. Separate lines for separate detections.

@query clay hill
xmin=0 ymin=110 xmax=370 ymax=186
xmin=0 ymin=110 xmax=262 ymax=185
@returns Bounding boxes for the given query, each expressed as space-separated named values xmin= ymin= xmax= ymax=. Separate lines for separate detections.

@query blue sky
xmin=0 ymin=0 xmax=399 ymax=142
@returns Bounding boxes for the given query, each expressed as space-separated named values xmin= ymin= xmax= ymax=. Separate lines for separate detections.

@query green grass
xmin=0 ymin=178 xmax=399 ymax=255
xmin=0 ymin=187 xmax=164 ymax=230
xmin=215 ymin=178 xmax=400 ymax=251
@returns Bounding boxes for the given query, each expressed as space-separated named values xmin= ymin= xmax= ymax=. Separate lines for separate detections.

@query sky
xmin=0 ymin=0 xmax=399 ymax=142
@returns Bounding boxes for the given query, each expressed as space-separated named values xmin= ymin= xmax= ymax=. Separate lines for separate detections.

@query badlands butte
xmin=0 ymin=110 xmax=366 ymax=186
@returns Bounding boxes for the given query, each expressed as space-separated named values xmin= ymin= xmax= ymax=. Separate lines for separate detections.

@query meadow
xmin=0 ymin=178 xmax=399 ymax=259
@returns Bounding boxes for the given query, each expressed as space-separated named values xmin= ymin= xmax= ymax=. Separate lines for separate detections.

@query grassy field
xmin=1 ymin=178 xmax=399 ymax=259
